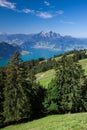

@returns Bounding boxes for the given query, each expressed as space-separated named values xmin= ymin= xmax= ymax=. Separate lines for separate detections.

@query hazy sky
xmin=0 ymin=0 xmax=87 ymax=37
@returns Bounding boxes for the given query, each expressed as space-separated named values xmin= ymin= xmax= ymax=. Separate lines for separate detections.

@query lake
xmin=0 ymin=48 xmax=64 ymax=67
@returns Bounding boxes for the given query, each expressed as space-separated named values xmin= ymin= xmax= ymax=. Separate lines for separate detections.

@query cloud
xmin=21 ymin=9 xmax=64 ymax=19
xmin=44 ymin=1 xmax=50 ymax=6
xmin=0 ymin=0 xmax=16 ymax=9
xmin=56 ymin=10 xmax=64 ymax=15
xmin=20 ymin=9 xmax=53 ymax=19
xmin=60 ymin=20 xmax=75 ymax=25
xmin=0 ymin=0 xmax=64 ymax=20
xmin=36 ymin=12 xmax=53 ymax=19
xmin=22 ymin=9 xmax=34 ymax=14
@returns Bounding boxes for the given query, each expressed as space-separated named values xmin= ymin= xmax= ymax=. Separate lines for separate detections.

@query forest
xmin=0 ymin=49 xmax=87 ymax=128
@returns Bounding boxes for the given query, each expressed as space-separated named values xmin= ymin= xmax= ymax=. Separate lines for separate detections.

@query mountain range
xmin=0 ymin=31 xmax=87 ymax=59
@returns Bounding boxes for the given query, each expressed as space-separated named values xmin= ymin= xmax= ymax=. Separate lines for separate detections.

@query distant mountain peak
xmin=39 ymin=31 xmax=61 ymax=38
xmin=39 ymin=31 xmax=47 ymax=37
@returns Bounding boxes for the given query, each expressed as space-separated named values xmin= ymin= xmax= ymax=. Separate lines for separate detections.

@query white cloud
xmin=56 ymin=10 xmax=64 ymax=15
xmin=0 ymin=0 xmax=64 ymax=20
xmin=60 ymin=20 xmax=75 ymax=25
xmin=37 ymin=12 xmax=53 ymax=19
xmin=0 ymin=0 xmax=15 ymax=9
xmin=44 ymin=1 xmax=50 ymax=6
xmin=22 ymin=9 xmax=34 ymax=14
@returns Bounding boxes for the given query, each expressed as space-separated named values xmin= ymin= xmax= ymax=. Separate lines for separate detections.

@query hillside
xmin=1 ymin=50 xmax=87 ymax=129
xmin=79 ymin=58 xmax=87 ymax=75
xmin=36 ymin=58 xmax=87 ymax=87
xmin=0 ymin=42 xmax=21 ymax=59
xmin=36 ymin=69 xmax=55 ymax=87
xmin=1 ymin=113 xmax=87 ymax=130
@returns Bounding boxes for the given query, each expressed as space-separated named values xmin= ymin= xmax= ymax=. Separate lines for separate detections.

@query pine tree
xmin=44 ymin=80 xmax=58 ymax=114
xmin=0 ymin=68 xmax=6 ymax=124
xmin=31 ymin=83 xmax=46 ymax=118
xmin=3 ymin=52 xmax=32 ymax=123
xmin=44 ymin=56 xmax=85 ymax=113
xmin=81 ymin=77 xmax=87 ymax=111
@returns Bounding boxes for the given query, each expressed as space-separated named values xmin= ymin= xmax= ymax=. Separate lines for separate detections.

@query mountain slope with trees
xmin=0 ymin=50 xmax=87 ymax=128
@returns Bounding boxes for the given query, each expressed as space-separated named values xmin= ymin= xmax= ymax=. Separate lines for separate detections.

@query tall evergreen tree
xmin=31 ymin=83 xmax=46 ymax=118
xmin=3 ymin=52 xmax=32 ymax=123
xmin=0 ymin=68 xmax=6 ymax=124
xmin=44 ymin=55 xmax=85 ymax=113
xmin=81 ymin=77 xmax=87 ymax=111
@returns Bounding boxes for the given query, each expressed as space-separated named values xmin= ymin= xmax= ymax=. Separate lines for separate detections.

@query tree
xmin=44 ymin=80 xmax=58 ymax=114
xmin=44 ymin=55 xmax=85 ymax=114
xmin=31 ymin=83 xmax=46 ymax=118
xmin=3 ymin=52 xmax=32 ymax=123
xmin=81 ymin=77 xmax=87 ymax=111
xmin=0 ymin=68 xmax=6 ymax=125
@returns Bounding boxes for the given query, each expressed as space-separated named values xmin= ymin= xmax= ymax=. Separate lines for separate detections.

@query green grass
xmin=38 ymin=76 xmax=54 ymax=87
xmin=36 ymin=58 xmax=87 ymax=87
xmin=1 ymin=113 xmax=87 ymax=130
xmin=79 ymin=58 xmax=87 ymax=75
xmin=36 ymin=69 xmax=55 ymax=87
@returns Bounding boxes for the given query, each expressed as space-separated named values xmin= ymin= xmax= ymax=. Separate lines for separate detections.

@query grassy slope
xmin=1 ymin=58 xmax=87 ymax=130
xmin=36 ymin=69 xmax=55 ymax=87
xmin=36 ymin=58 xmax=87 ymax=87
xmin=1 ymin=113 xmax=87 ymax=130
xmin=79 ymin=58 xmax=87 ymax=75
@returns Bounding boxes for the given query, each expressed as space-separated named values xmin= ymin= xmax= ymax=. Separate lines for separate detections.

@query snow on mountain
xmin=0 ymin=31 xmax=87 ymax=54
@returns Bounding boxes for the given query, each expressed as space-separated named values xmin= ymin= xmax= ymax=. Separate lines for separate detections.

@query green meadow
xmin=36 ymin=58 xmax=87 ymax=87
xmin=36 ymin=69 xmax=55 ymax=87
xmin=1 ymin=113 xmax=87 ymax=130
xmin=79 ymin=58 xmax=87 ymax=75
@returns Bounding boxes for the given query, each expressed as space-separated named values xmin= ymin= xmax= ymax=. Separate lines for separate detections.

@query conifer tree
xmin=3 ymin=52 xmax=32 ymax=123
xmin=44 ymin=56 xmax=85 ymax=113
xmin=81 ymin=77 xmax=87 ymax=111
xmin=0 ymin=68 xmax=5 ymax=124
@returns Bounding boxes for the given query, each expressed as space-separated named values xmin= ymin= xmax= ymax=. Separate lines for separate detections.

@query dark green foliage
xmin=23 ymin=49 xmax=87 ymax=77
xmin=44 ymin=55 xmax=85 ymax=114
xmin=1 ymin=50 xmax=87 ymax=127
xmin=27 ymin=69 xmax=36 ymax=83
xmin=0 ymin=68 xmax=6 ymax=125
xmin=81 ymin=77 xmax=87 ymax=111
xmin=31 ymin=83 xmax=46 ymax=118
xmin=44 ymin=80 xmax=58 ymax=113
xmin=2 ymin=52 xmax=46 ymax=125
xmin=24 ymin=57 xmax=57 ymax=74
xmin=3 ymin=52 xmax=32 ymax=123
xmin=73 ymin=49 xmax=87 ymax=61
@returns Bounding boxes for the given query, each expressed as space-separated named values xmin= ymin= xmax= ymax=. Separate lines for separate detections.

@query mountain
xmin=0 ymin=31 xmax=87 ymax=59
xmin=0 ymin=31 xmax=61 ymax=45
xmin=0 ymin=42 xmax=21 ymax=59
xmin=0 ymin=33 xmax=31 ymax=45
xmin=21 ymin=31 xmax=87 ymax=51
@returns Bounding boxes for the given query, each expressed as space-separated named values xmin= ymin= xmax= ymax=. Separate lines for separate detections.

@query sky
xmin=0 ymin=0 xmax=87 ymax=37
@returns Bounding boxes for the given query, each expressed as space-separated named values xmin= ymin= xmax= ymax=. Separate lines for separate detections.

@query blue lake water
xmin=0 ymin=48 xmax=64 ymax=67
